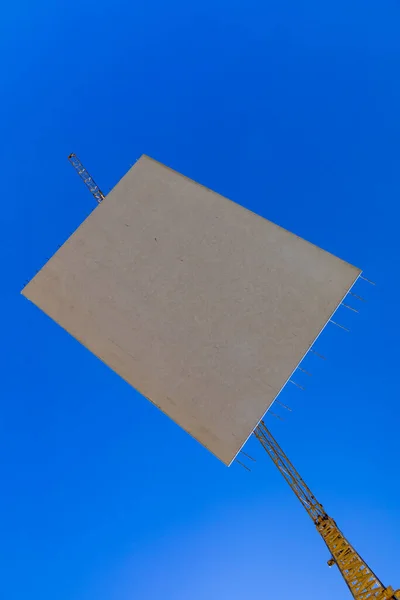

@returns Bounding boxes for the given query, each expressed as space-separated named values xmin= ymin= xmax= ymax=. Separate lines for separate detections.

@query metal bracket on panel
xmin=329 ymin=320 xmax=350 ymax=332
xmin=289 ymin=380 xmax=305 ymax=390
xmin=275 ymin=400 xmax=292 ymax=412
xmin=360 ymin=275 xmax=376 ymax=285
xmin=342 ymin=303 xmax=359 ymax=314
xmin=349 ymin=291 xmax=366 ymax=302
xmin=297 ymin=366 xmax=312 ymax=376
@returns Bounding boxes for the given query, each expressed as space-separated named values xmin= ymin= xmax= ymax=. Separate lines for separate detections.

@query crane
xmin=68 ymin=153 xmax=399 ymax=599
xmin=68 ymin=153 xmax=105 ymax=203
xmin=254 ymin=420 xmax=399 ymax=600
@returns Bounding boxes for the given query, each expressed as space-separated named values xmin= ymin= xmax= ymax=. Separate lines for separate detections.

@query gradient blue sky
xmin=2 ymin=1 xmax=400 ymax=598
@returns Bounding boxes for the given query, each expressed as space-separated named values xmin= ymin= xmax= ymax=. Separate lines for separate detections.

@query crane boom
xmin=68 ymin=154 xmax=105 ymax=204
xmin=254 ymin=421 xmax=399 ymax=600
xmin=66 ymin=153 xmax=397 ymax=598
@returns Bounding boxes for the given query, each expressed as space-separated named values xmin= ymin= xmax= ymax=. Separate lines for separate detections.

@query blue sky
xmin=1 ymin=0 xmax=400 ymax=598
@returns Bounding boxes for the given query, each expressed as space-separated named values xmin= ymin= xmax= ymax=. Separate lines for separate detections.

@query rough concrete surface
xmin=22 ymin=156 xmax=361 ymax=464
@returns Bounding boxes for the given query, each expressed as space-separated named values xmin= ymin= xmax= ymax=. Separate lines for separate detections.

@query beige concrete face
xmin=22 ymin=156 xmax=361 ymax=464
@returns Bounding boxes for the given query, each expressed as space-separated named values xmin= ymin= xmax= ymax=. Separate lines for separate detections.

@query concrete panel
xmin=22 ymin=156 xmax=361 ymax=464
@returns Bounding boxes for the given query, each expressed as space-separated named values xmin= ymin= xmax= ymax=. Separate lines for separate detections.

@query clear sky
xmin=2 ymin=1 xmax=399 ymax=598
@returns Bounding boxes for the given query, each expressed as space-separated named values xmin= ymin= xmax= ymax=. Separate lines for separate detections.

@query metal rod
xmin=269 ymin=411 xmax=284 ymax=421
xmin=360 ymin=275 xmax=376 ymax=285
xmin=297 ymin=366 xmax=312 ymax=376
xmin=342 ymin=303 xmax=359 ymax=314
xmin=290 ymin=380 xmax=305 ymax=391
xmin=276 ymin=400 xmax=292 ymax=412
xmin=349 ymin=291 xmax=366 ymax=302
xmin=241 ymin=450 xmax=256 ymax=462
xmin=330 ymin=320 xmax=350 ymax=332
xmin=236 ymin=459 xmax=251 ymax=471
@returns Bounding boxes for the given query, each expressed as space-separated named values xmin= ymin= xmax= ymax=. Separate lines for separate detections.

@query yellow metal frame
xmin=254 ymin=421 xmax=399 ymax=600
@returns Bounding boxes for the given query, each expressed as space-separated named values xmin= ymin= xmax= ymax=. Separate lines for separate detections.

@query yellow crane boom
xmin=254 ymin=421 xmax=399 ymax=600
xmin=67 ymin=153 xmax=397 ymax=599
